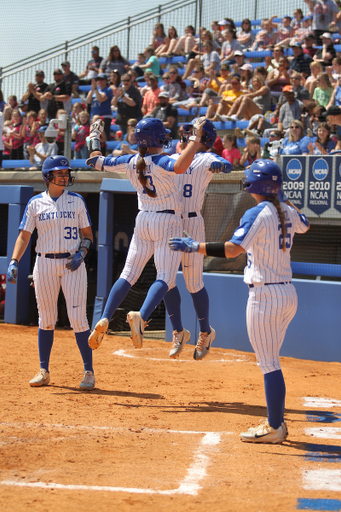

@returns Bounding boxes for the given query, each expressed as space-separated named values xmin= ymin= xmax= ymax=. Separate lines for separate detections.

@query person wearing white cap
xmin=313 ymin=32 xmax=336 ymax=67
xmin=151 ymin=91 xmax=178 ymax=139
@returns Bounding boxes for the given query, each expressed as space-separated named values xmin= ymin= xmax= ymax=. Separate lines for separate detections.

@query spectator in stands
xmin=329 ymin=56 xmax=341 ymax=83
xmin=240 ymin=136 xmax=261 ymax=167
xmin=289 ymin=42 xmax=313 ymax=79
xmin=289 ymin=71 xmax=311 ymax=103
xmin=161 ymin=67 xmax=188 ymax=104
xmin=151 ymin=90 xmax=178 ymax=140
xmin=112 ymin=73 xmax=142 ymax=136
xmin=38 ymin=69 xmax=72 ymax=119
xmin=0 ymin=111 xmax=3 ymax=168
xmin=157 ymin=26 xmax=179 ymax=57
xmin=173 ymin=66 xmax=209 ymax=110
xmin=130 ymin=53 xmax=146 ymax=79
xmin=237 ymin=18 xmax=255 ymax=50
xmin=18 ymin=100 xmax=29 ymax=117
xmin=222 ymin=133 xmax=241 ymax=167
xmin=133 ymin=47 xmax=160 ymax=79
xmin=0 ymin=90 xmax=8 ymax=114
xmin=251 ymin=17 xmax=277 ymax=51
xmin=305 ymin=0 xmax=339 ymax=45
xmin=267 ymin=56 xmax=291 ymax=97
xmin=142 ymin=75 xmax=160 ymax=117
xmin=230 ymin=50 xmax=246 ymax=75
xmin=292 ymin=8 xmax=305 ymax=31
xmin=112 ymin=126 xmax=138 ymax=156
xmin=171 ymin=25 xmax=196 ymax=57
xmin=4 ymin=95 xmax=18 ymax=122
xmin=21 ymin=70 xmax=48 ymax=114
xmin=313 ymin=32 xmax=336 ymax=69
xmin=61 ymin=61 xmax=79 ymax=98
xmin=27 ymin=125 xmax=58 ymax=169
xmin=265 ymin=47 xmax=284 ymax=72
xmin=327 ymin=75 xmax=341 ymax=107
xmin=308 ymin=103 xmax=326 ymax=133
xmin=21 ymin=110 xmax=39 ymax=159
xmin=211 ymin=21 xmax=224 ymax=46
xmin=239 ymin=63 xmax=253 ymax=91
xmin=220 ymin=28 xmax=242 ymax=65
xmin=2 ymin=121 xmax=12 ymax=160
xmin=183 ymin=40 xmax=220 ymax=79
xmin=37 ymin=109 xmax=48 ymax=128
xmin=9 ymin=110 xmax=24 ymax=160
xmin=150 ymin=23 xmax=168 ymax=52
xmin=261 ymin=129 xmax=284 ymax=159
xmin=278 ymin=86 xmax=304 ymax=133
xmin=222 ymin=74 xmax=272 ymax=122
xmin=307 ymin=121 xmax=336 ymax=153
xmin=99 ymin=46 xmax=130 ymax=78
xmin=198 ymin=64 xmax=230 ymax=108
xmin=273 ymin=15 xmax=294 ymax=46
xmin=278 ymin=119 xmax=311 ymax=155
xmin=87 ymin=74 xmax=113 ymax=140
xmin=322 ymin=105 xmax=341 ymax=149
xmin=138 ymin=71 xmax=154 ymax=98
xmin=306 ymin=60 xmax=324 ymax=96
xmin=79 ymin=46 xmax=103 ymax=85
xmin=72 ymin=110 xmax=90 ymax=159
xmin=302 ymin=32 xmax=317 ymax=58
xmin=71 ymin=102 xmax=85 ymax=131
xmin=207 ymin=74 xmax=243 ymax=120
xmin=109 ymin=69 xmax=121 ymax=94
xmin=313 ymin=72 xmax=334 ymax=106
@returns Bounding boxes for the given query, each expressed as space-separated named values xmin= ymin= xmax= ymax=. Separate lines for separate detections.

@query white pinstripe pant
xmin=120 ymin=211 xmax=183 ymax=287
xmin=33 ymin=256 xmax=89 ymax=332
xmin=246 ymin=283 xmax=298 ymax=374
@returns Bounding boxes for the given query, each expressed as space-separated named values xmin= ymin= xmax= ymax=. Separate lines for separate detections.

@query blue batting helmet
xmin=42 ymin=155 xmax=74 ymax=186
xmin=187 ymin=118 xmax=217 ymax=148
xmin=242 ymin=159 xmax=282 ymax=196
xmin=135 ymin=118 xmax=172 ymax=148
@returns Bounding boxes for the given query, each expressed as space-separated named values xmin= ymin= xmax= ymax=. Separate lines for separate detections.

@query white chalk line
xmin=303 ymin=397 xmax=341 ymax=408
xmin=305 ymin=427 xmax=341 ymax=440
xmin=0 ymin=432 xmax=222 ymax=496
xmin=112 ymin=348 xmax=251 ymax=363
xmin=303 ymin=469 xmax=341 ymax=491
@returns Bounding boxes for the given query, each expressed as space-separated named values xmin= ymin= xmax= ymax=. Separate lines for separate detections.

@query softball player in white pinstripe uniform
xmin=7 ymin=156 xmax=95 ymax=389
xmin=86 ymin=117 xmax=207 ymax=351
xmin=169 ymin=159 xmax=310 ymax=444
xmin=164 ymin=119 xmax=233 ymax=360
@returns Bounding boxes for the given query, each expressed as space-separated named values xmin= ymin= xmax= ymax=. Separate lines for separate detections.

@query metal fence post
xmin=0 ymin=67 xmax=2 ymax=90
xmin=194 ymin=0 xmax=198 ymax=32
xmin=254 ymin=0 xmax=258 ymax=21
xmin=127 ymin=17 xmax=131 ymax=60
xmin=65 ymin=41 xmax=69 ymax=62
xmin=64 ymin=116 xmax=72 ymax=164
xmin=158 ymin=4 xmax=161 ymax=23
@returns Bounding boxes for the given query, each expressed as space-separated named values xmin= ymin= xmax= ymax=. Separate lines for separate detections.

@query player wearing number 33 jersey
xmin=86 ymin=117 xmax=207 ymax=353
xmin=6 ymin=156 xmax=95 ymax=390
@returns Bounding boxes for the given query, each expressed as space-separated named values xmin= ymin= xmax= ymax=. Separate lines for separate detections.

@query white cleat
xmin=248 ymin=421 xmax=288 ymax=439
xmin=88 ymin=318 xmax=109 ymax=350
xmin=29 ymin=368 xmax=50 ymax=387
xmin=240 ymin=421 xmax=286 ymax=444
xmin=79 ymin=370 xmax=95 ymax=390
xmin=126 ymin=311 xmax=146 ymax=349
xmin=169 ymin=329 xmax=190 ymax=358
xmin=193 ymin=327 xmax=215 ymax=360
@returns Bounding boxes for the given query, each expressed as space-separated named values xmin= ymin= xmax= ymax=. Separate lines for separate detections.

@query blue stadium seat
xmin=237 ymin=137 xmax=269 ymax=147
xmin=72 ymin=98 xmax=83 ymax=105
xmin=1 ymin=159 xmax=31 ymax=168
xmin=106 ymin=141 xmax=121 ymax=150
xmin=79 ymin=85 xmax=91 ymax=93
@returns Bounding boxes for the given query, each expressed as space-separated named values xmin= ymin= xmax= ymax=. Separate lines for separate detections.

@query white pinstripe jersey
xmin=100 ymin=154 xmax=182 ymax=212
xmin=19 ymin=190 xmax=91 ymax=254
xmin=170 ymin=152 xmax=220 ymax=213
xmin=230 ymin=201 xmax=309 ymax=285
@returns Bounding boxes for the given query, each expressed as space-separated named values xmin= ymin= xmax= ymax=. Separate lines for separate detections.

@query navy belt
xmin=249 ymin=281 xmax=291 ymax=289
xmin=38 ymin=252 xmax=71 ymax=259
xmin=156 ymin=209 xmax=175 ymax=214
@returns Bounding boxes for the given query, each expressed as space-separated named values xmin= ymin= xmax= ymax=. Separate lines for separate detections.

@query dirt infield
xmin=1 ymin=324 xmax=341 ymax=512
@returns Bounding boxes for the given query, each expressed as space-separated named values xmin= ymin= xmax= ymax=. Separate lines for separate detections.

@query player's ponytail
xmin=136 ymin=147 xmax=157 ymax=198
xmin=268 ymin=196 xmax=287 ymax=252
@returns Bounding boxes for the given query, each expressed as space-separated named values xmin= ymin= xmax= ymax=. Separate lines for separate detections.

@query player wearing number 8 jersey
xmin=86 ymin=117 xmax=207 ymax=352
xmin=165 ymin=119 xmax=232 ymax=360
xmin=6 ymin=156 xmax=95 ymax=389
xmin=169 ymin=159 xmax=310 ymax=443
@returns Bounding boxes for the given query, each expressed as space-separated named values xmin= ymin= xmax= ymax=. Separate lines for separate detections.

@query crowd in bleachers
xmin=3 ymin=1 xmax=341 ymax=169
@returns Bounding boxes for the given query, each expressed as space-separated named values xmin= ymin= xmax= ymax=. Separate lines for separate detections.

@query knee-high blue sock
xmin=103 ymin=278 xmax=131 ymax=320
xmin=75 ymin=330 xmax=93 ymax=372
xmin=191 ymin=287 xmax=210 ymax=333
xmin=264 ymin=370 xmax=286 ymax=429
xmin=140 ymin=280 xmax=168 ymax=321
xmin=38 ymin=328 xmax=54 ymax=372
xmin=163 ymin=286 xmax=183 ymax=332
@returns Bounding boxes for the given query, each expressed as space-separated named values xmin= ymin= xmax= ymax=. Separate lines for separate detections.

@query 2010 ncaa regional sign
xmin=308 ymin=158 xmax=331 ymax=215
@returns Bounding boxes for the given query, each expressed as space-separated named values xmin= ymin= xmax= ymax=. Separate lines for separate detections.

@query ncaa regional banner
xmin=307 ymin=157 xmax=331 ymax=215
xmin=281 ymin=157 xmax=306 ymax=210
xmin=333 ymin=156 xmax=341 ymax=215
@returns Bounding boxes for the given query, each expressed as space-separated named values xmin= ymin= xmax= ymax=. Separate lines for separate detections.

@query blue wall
xmin=166 ymin=273 xmax=341 ymax=363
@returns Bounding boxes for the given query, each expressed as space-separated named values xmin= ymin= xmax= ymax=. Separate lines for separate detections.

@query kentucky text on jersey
xmin=38 ymin=211 xmax=76 ymax=221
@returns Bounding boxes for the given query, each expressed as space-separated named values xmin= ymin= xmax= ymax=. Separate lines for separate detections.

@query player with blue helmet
xmin=6 ymin=155 xmax=95 ymax=389
xmin=86 ymin=116 xmax=207 ymax=353
xmin=164 ymin=117 xmax=233 ymax=360
xmin=169 ymin=158 xmax=310 ymax=443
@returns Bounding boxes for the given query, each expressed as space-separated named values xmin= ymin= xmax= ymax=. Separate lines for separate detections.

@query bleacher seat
xmin=72 ymin=98 xmax=83 ymax=105
xmin=1 ymin=159 xmax=31 ymax=169
xmin=79 ymin=85 xmax=91 ymax=93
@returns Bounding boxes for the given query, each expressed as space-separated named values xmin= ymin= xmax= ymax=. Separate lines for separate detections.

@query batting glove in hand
xmin=210 ymin=158 xmax=232 ymax=174
xmin=7 ymin=260 xmax=18 ymax=284
xmin=89 ymin=119 xmax=104 ymax=140
xmin=168 ymin=237 xmax=200 ymax=253
xmin=189 ymin=116 xmax=206 ymax=142
xmin=66 ymin=249 xmax=86 ymax=272
xmin=86 ymin=156 xmax=100 ymax=169
xmin=277 ymin=188 xmax=288 ymax=203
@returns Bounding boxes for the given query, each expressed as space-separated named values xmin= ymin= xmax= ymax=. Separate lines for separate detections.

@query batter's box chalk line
xmin=112 ymin=348 xmax=251 ymax=363
xmin=303 ymin=397 xmax=341 ymax=408
xmin=0 ymin=427 xmax=225 ymax=496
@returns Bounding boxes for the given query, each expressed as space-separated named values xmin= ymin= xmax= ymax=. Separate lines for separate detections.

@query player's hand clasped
xmin=7 ymin=260 xmax=18 ymax=284
xmin=168 ymin=236 xmax=199 ymax=253
xmin=66 ymin=249 xmax=86 ymax=272
xmin=210 ymin=160 xmax=232 ymax=174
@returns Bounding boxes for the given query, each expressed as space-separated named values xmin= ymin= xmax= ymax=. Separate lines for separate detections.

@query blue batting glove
xmin=86 ymin=156 xmax=100 ymax=169
xmin=7 ymin=260 xmax=18 ymax=284
xmin=277 ymin=188 xmax=288 ymax=203
xmin=66 ymin=250 xmax=86 ymax=272
xmin=168 ymin=237 xmax=200 ymax=253
xmin=210 ymin=158 xmax=233 ymax=174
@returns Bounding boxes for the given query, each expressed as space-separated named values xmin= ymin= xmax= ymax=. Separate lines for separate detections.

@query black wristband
xmin=89 ymin=139 xmax=101 ymax=153
xmin=205 ymin=242 xmax=226 ymax=258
